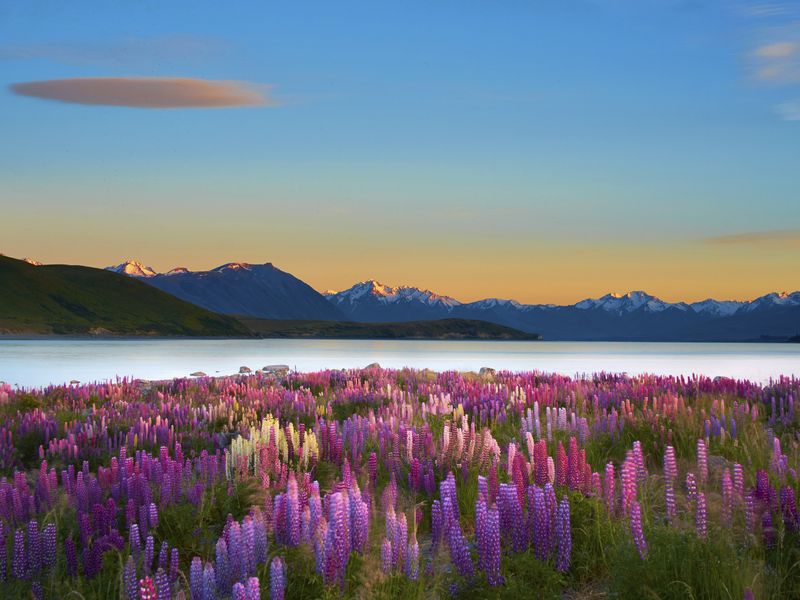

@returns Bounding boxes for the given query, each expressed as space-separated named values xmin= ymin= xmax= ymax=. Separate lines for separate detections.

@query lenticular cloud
xmin=10 ymin=77 xmax=271 ymax=108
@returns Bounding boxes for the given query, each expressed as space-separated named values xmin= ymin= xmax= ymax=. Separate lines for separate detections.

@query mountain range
xmin=103 ymin=260 xmax=800 ymax=342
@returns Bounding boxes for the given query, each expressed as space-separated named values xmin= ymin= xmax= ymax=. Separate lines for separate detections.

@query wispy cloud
xmin=705 ymin=229 xmax=800 ymax=248
xmin=0 ymin=35 xmax=226 ymax=67
xmin=9 ymin=77 xmax=273 ymax=109
xmin=750 ymin=25 xmax=800 ymax=84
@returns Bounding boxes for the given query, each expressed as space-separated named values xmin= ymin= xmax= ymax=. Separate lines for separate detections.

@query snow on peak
xmin=22 ymin=257 xmax=42 ymax=266
xmin=689 ymin=299 xmax=744 ymax=317
xmin=327 ymin=280 xmax=461 ymax=307
xmin=740 ymin=291 xmax=800 ymax=312
xmin=575 ymin=291 xmax=675 ymax=313
xmin=166 ymin=267 xmax=190 ymax=276
xmin=469 ymin=298 xmax=523 ymax=310
xmin=106 ymin=260 xmax=158 ymax=277
xmin=213 ymin=262 xmax=253 ymax=272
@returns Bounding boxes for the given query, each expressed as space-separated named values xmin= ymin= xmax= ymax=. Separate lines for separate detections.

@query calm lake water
xmin=1 ymin=339 xmax=799 ymax=388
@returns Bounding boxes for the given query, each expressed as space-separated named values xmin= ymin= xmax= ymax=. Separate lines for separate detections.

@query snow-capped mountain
xmin=574 ymin=291 xmax=681 ymax=314
xmin=324 ymin=280 xmax=800 ymax=341
xmin=22 ymin=257 xmax=42 ymax=266
xmin=106 ymin=260 xmax=157 ymax=278
xmin=106 ymin=260 xmax=342 ymax=320
xmin=326 ymin=280 xmax=460 ymax=321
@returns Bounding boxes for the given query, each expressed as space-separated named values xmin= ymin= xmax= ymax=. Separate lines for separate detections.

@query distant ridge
xmin=0 ymin=255 xmax=248 ymax=336
xmin=107 ymin=260 xmax=343 ymax=320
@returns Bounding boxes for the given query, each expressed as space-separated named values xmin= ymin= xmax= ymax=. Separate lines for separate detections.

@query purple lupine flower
xmin=155 ymin=567 xmax=170 ymax=600
xmin=721 ymin=470 xmax=733 ymax=527
xmin=431 ymin=500 xmax=443 ymax=554
xmin=531 ymin=485 xmax=549 ymax=561
xmin=442 ymin=496 xmax=474 ymax=578
xmin=27 ymin=520 xmax=41 ymax=574
xmin=663 ymin=445 xmax=677 ymax=482
xmin=484 ymin=506 xmax=502 ymax=585
xmin=32 ymin=581 xmax=44 ymax=600
xmin=124 ymin=555 xmax=139 ymax=600
xmin=169 ymin=548 xmax=180 ymax=584
xmin=130 ymin=524 xmax=142 ymax=560
xmin=498 ymin=483 xmax=526 ymax=552
xmin=0 ymin=522 xmax=6 ymax=583
xmin=158 ymin=541 xmax=169 ymax=571
xmin=555 ymin=498 xmax=571 ymax=572
xmin=733 ymin=463 xmax=744 ymax=501
xmin=665 ymin=480 xmax=677 ymax=523
xmin=43 ymin=523 xmax=57 ymax=570
xmin=406 ymin=534 xmax=420 ymax=581
xmin=696 ymin=492 xmax=707 ymax=539
xmin=190 ymin=557 xmax=203 ymax=600
xmin=215 ymin=539 xmax=230 ymax=592
xmin=381 ymin=538 xmax=392 ymax=573
xmin=149 ymin=502 xmax=159 ymax=530
xmin=232 ymin=582 xmax=248 ymax=600
xmin=621 ymin=453 xmax=637 ymax=515
xmin=743 ymin=587 xmax=755 ymax=600
xmin=763 ymin=511 xmax=776 ymax=549
xmin=270 ymin=557 xmax=286 ymax=600
xmin=696 ymin=439 xmax=708 ymax=484
xmin=629 ymin=500 xmax=647 ymax=559
xmin=685 ymin=472 xmax=697 ymax=506
xmin=65 ymin=537 xmax=78 ymax=577
xmin=203 ymin=563 xmax=216 ymax=600
xmin=781 ymin=486 xmax=798 ymax=532
xmin=13 ymin=528 xmax=27 ymax=579
xmin=144 ymin=534 xmax=155 ymax=575
xmin=475 ymin=500 xmax=488 ymax=572
xmin=246 ymin=576 xmax=260 ymax=600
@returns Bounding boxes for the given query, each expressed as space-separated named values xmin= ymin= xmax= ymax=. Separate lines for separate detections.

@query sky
xmin=1 ymin=1 xmax=799 ymax=304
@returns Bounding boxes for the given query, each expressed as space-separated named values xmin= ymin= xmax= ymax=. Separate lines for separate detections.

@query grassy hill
xmin=0 ymin=255 xmax=249 ymax=336
xmin=240 ymin=317 xmax=542 ymax=340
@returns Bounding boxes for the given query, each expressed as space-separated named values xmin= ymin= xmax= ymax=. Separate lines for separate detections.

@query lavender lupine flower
xmin=475 ymin=500 xmax=488 ymax=572
xmin=144 ymin=534 xmax=156 ymax=575
xmin=246 ymin=576 xmax=261 ymax=600
xmin=621 ymin=454 xmax=637 ymax=515
xmin=630 ymin=501 xmax=647 ymax=560
xmin=381 ymin=538 xmax=392 ymax=573
xmin=155 ymin=567 xmax=170 ymax=600
xmin=442 ymin=496 xmax=474 ymax=578
xmin=124 ymin=555 xmax=139 ymax=600
xmin=665 ymin=480 xmax=677 ymax=524
xmin=406 ymin=533 xmax=420 ymax=581
xmin=169 ymin=548 xmax=180 ymax=584
xmin=190 ymin=557 xmax=203 ymax=600
xmin=130 ymin=524 xmax=142 ymax=560
xmin=663 ymin=445 xmax=678 ymax=482
xmin=555 ymin=498 xmax=571 ymax=573
xmin=498 ymin=483 xmax=527 ymax=552
xmin=431 ymin=500 xmax=443 ymax=554
xmin=203 ymin=563 xmax=217 ymax=600
xmin=13 ymin=528 xmax=27 ymax=579
xmin=485 ymin=506 xmax=503 ymax=585
xmin=696 ymin=439 xmax=708 ymax=484
xmin=215 ymin=539 xmax=230 ymax=592
xmin=696 ymin=492 xmax=707 ymax=539
xmin=781 ymin=486 xmax=798 ymax=532
xmin=685 ymin=473 xmax=697 ymax=506
xmin=232 ymin=582 xmax=248 ymax=600
xmin=270 ymin=557 xmax=286 ymax=600
xmin=733 ymin=463 xmax=744 ymax=502
xmin=27 ymin=520 xmax=41 ymax=575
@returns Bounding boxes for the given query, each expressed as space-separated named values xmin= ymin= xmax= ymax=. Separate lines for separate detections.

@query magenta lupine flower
xmin=663 ymin=445 xmax=678 ymax=482
xmin=604 ymin=462 xmax=616 ymax=515
xmin=629 ymin=500 xmax=647 ymax=559
xmin=696 ymin=439 xmax=708 ymax=484
xmin=696 ymin=492 xmax=707 ymax=539
xmin=555 ymin=498 xmax=571 ymax=572
xmin=368 ymin=452 xmax=378 ymax=487
xmin=124 ymin=555 xmax=138 ymax=600
xmin=13 ymin=528 xmax=27 ymax=579
xmin=556 ymin=442 xmax=567 ymax=487
xmin=381 ymin=538 xmax=392 ymax=573
xmin=190 ymin=556 xmax=203 ymax=600
xmin=632 ymin=440 xmax=647 ymax=481
xmin=139 ymin=576 xmax=157 ymax=600
xmin=621 ymin=454 xmax=637 ymax=515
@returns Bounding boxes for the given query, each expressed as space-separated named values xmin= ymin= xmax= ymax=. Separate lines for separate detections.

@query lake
xmin=1 ymin=339 xmax=799 ymax=388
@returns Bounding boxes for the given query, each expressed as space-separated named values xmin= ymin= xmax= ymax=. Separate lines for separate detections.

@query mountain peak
xmin=576 ymin=291 xmax=674 ymax=313
xmin=22 ymin=257 xmax=42 ymax=266
xmin=327 ymin=280 xmax=461 ymax=308
xmin=106 ymin=260 xmax=158 ymax=278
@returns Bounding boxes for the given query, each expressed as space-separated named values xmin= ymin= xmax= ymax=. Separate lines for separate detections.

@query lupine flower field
xmin=0 ymin=368 xmax=798 ymax=599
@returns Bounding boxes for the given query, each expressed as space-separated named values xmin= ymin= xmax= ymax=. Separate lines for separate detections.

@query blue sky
xmin=1 ymin=1 xmax=798 ymax=302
